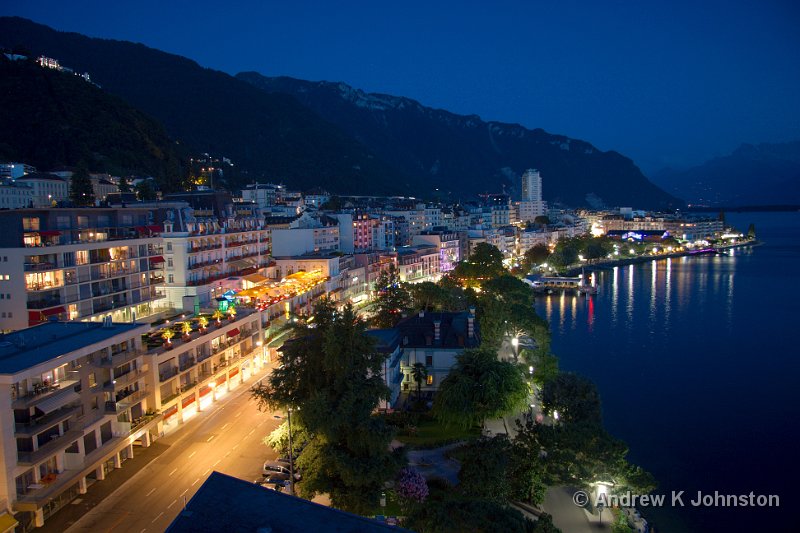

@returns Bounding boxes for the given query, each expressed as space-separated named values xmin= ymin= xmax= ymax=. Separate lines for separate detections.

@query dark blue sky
xmin=4 ymin=0 xmax=800 ymax=174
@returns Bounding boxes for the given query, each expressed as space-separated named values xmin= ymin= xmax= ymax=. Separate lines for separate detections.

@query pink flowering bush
xmin=396 ymin=467 xmax=429 ymax=507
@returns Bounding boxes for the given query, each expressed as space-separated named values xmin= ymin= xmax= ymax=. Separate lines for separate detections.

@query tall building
xmin=521 ymin=168 xmax=542 ymax=202
xmin=519 ymin=168 xmax=547 ymax=222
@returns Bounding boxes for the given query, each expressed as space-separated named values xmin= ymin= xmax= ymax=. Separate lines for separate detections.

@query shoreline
xmin=563 ymin=240 xmax=760 ymax=276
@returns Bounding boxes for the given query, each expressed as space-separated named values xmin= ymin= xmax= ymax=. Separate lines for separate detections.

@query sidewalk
xmin=36 ymin=442 xmax=170 ymax=533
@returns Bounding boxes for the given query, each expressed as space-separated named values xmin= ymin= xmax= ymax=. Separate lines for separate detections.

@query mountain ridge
xmin=237 ymin=72 xmax=681 ymax=208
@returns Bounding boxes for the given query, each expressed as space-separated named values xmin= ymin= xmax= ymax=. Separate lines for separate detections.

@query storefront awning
xmin=243 ymin=272 xmax=268 ymax=284
xmin=226 ymin=328 xmax=240 ymax=337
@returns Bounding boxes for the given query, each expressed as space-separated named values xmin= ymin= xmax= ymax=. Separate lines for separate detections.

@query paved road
xmin=65 ymin=364 xmax=282 ymax=533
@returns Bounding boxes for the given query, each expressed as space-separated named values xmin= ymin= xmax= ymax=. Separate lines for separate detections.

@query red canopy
xmin=226 ymin=328 xmax=240 ymax=337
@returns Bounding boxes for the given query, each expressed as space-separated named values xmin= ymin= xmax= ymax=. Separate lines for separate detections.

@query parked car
xmin=263 ymin=460 xmax=301 ymax=480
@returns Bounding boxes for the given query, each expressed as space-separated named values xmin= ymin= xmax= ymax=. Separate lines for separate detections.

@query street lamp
xmin=274 ymin=407 xmax=295 ymax=496
xmin=511 ymin=336 xmax=519 ymax=362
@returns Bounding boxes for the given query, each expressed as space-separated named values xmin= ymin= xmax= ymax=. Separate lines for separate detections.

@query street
xmin=64 ymin=363 xmax=282 ymax=533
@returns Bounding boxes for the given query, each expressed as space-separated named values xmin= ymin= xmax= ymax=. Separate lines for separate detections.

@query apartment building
xmin=0 ymin=320 xmax=157 ymax=530
xmin=396 ymin=245 xmax=440 ymax=283
xmin=14 ymin=174 xmax=68 ymax=208
xmin=151 ymin=308 xmax=264 ymax=434
xmin=0 ymin=183 xmax=34 ymax=209
xmin=412 ymin=230 xmax=461 ymax=273
xmin=160 ymin=203 xmax=270 ymax=310
xmin=0 ymin=208 xmax=168 ymax=332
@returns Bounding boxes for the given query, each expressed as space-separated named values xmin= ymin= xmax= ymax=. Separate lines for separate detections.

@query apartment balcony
xmin=180 ymin=380 xmax=198 ymax=393
xmin=179 ymin=358 xmax=196 ymax=372
xmin=18 ymin=428 xmax=84 ymax=465
xmin=188 ymin=243 xmax=222 ymax=253
xmin=160 ymin=390 xmax=180 ymax=405
xmin=159 ymin=367 xmax=179 ymax=383
xmin=27 ymin=296 xmax=63 ymax=310
xmin=23 ymin=261 xmax=59 ymax=272
xmin=104 ymin=390 xmax=147 ymax=414
xmin=113 ymin=368 xmax=145 ymax=389
xmin=15 ymin=405 xmax=80 ymax=437
xmin=12 ymin=380 xmax=80 ymax=410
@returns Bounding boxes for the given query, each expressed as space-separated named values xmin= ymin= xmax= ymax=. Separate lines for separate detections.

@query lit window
xmin=426 ymin=375 xmax=434 ymax=386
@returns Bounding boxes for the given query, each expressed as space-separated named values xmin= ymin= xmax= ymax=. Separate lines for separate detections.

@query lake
xmin=534 ymin=211 xmax=799 ymax=532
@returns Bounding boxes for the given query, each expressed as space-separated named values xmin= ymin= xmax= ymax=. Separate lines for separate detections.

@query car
xmin=263 ymin=460 xmax=302 ymax=480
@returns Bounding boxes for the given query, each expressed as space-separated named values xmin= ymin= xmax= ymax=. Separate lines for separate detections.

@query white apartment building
xmin=0 ymin=183 xmax=34 ymax=209
xmin=270 ymin=213 xmax=339 ymax=256
xmin=0 ymin=320 xmax=157 ymax=530
xmin=519 ymin=168 xmax=547 ymax=222
xmin=15 ymin=174 xmax=68 ymax=208
xmin=396 ymin=245 xmax=440 ymax=284
xmin=0 ymin=208 xmax=167 ymax=333
xmin=412 ymin=231 xmax=460 ymax=272
xmin=160 ymin=206 xmax=270 ymax=310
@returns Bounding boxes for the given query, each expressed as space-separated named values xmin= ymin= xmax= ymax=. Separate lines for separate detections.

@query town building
xmin=0 ymin=208 xmax=168 ymax=332
xmin=396 ymin=245 xmax=440 ymax=283
xmin=0 ymin=183 xmax=34 ymax=209
xmin=0 ymin=163 xmax=36 ymax=181
xmin=394 ymin=309 xmax=480 ymax=395
xmin=0 ymin=320 xmax=157 ymax=530
xmin=14 ymin=173 xmax=68 ymax=207
xmin=270 ymin=213 xmax=339 ymax=256
xmin=412 ymin=230 xmax=460 ymax=273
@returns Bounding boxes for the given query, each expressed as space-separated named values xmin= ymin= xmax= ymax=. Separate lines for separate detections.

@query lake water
xmin=534 ymin=211 xmax=799 ymax=533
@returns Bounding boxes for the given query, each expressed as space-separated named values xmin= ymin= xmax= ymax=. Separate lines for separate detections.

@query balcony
xmin=105 ymin=390 xmax=147 ymax=414
xmin=179 ymin=358 xmax=196 ymax=372
xmin=24 ymin=261 xmax=58 ymax=272
xmin=159 ymin=367 xmax=179 ymax=383
xmin=27 ymin=296 xmax=63 ymax=310
xmin=15 ymin=405 xmax=80 ymax=437
xmin=13 ymin=380 xmax=80 ymax=410
xmin=18 ymin=428 xmax=83 ymax=465
xmin=180 ymin=380 xmax=198 ymax=393
xmin=113 ymin=369 xmax=144 ymax=388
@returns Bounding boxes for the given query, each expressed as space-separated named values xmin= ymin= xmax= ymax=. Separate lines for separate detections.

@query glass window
xmin=426 ymin=375 xmax=434 ymax=385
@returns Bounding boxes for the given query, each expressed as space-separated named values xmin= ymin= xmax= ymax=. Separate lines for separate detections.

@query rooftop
xmin=166 ymin=472 xmax=407 ymax=533
xmin=0 ymin=321 xmax=146 ymax=374
xmin=394 ymin=311 xmax=479 ymax=349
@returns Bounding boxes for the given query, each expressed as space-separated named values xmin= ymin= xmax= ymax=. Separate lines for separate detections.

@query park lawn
xmin=396 ymin=417 xmax=480 ymax=447
xmin=370 ymin=489 xmax=403 ymax=518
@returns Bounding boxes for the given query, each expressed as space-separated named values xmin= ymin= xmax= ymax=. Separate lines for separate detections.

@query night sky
xmin=4 ymin=0 xmax=799 ymax=174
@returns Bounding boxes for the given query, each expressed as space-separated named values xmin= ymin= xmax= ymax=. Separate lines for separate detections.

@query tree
xmin=411 ymin=362 xmax=428 ymax=401
xmin=531 ymin=513 xmax=562 ymax=533
xmin=522 ymin=350 xmax=559 ymax=386
xmin=433 ymin=348 xmax=530 ymax=429
xmin=251 ymin=299 xmax=400 ymax=513
xmin=135 ymin=179 xmax=157 ymax=201
xmin=521 ymin=244 xmax=551 ymax=273
xmin=534 ymin=215 xmax=551 ymax=226
xmin=408 ymin=282 xmax=450 ymax=311
xmin=541 ymin=373 xmax=602 ymax=426
xmin=457 ymin=435 xmax=513 ymax=503
xmin=264 ymin=420 xmax=309 ymax=457
xmin=372 ymin=264 xmax=411 ymax=328
xmin=452 ymin=243 xmax=506 ymax=286
xmin=69 ymin=163 xmax=95 ymax=206
xmin=118 ymin=175 xmax=132 ymax=193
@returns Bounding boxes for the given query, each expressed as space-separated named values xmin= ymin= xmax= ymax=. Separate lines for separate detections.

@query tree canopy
xmin=69 ymin=162 xmax=95 ymax=206
xmin=541 ymin=372 xmax=602 ymax=426
xmin=371 ymin=264 xmax=411 ymax=329
xmin=251 ymin=299 xmax=400 ymax=513
xmin=432 ymin=348 xmax=529 ymax=429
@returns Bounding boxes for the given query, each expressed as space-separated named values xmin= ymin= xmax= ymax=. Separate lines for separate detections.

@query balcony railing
xmin=13 ymin=380 xmax=80 ymax=409
xmin=159 ymin=367 xmax=179 ymax=382
xmin=18 ymin=429 xmax=83 ymax=465
xmin=15 ymin=405 xmax=79 ymax=437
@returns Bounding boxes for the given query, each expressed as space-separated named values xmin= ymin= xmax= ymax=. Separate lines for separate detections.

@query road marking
xmin=212 ymin=460 xmax=221 ymax=467
xmin=188 ymin=451 xmax=196 ymax=458
xmin=206 ymin=435 xmax=215 ymax=442
xmin=232 ymin=444 xmax=238 ymax=450
xmin=151 ymin=512 xmax=164 ymax=524
xmin=191 ymin=477 xmax=200 ymax=486
xmin=235 ymin=411 xmax=242 ymax=418
xmin=140 ymin=529 xmax=147 ymax=533
xmin=167 ymin=499 xmax=177 ymax=509
xmin=169 ymin=468 xmax=178 ymax=477
xmin=180 ymin=489 xmax=189 ymax=497
xmin=146 ymin=488 xmax=156 ymax=497
xmin=202 ymin=469 xmax=210 ymax=476
xmin=221 ymin=423 xmax=230 ymax=430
